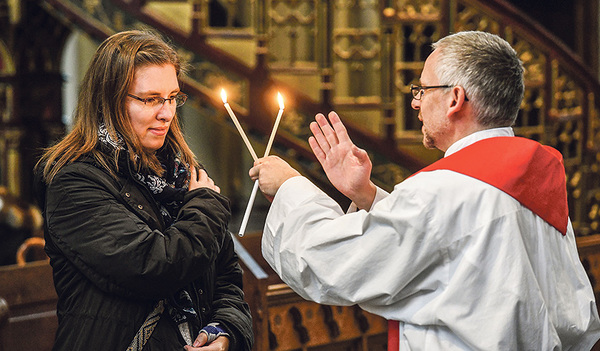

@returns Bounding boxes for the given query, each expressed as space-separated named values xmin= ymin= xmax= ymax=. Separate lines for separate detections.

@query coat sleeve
xmin=44 ymin=162 xmax=230 ymax=299
xmin=209 ymin=233 xmax=254 ymax=350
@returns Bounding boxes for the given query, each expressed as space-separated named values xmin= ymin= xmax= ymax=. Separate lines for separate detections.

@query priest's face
xmin=411 ymin=49 xmax=451 ymax=151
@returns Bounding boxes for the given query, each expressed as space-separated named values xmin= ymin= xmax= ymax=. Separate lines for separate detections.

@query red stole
xmin=387 ymin=136 xmax=568 ymax=351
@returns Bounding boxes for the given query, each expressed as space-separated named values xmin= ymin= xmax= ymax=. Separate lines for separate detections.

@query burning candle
xmin=264 ymin=92 xmax=284 ymax=156
xmin=221 ymin=89 xmax=258 ymax=161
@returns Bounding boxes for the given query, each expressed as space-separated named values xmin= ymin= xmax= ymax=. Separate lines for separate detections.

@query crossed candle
xmin=221 ymin=89 xmax=284 ymax=236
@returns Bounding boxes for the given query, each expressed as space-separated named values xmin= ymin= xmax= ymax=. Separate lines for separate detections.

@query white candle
xmin=221 ymin=89 xmax=258 ymax=161
xmin=238 ymin=180 xmax=259 ymax=237
xmin=264 ymin=92 xmax=284 ymax=156
xmin=238 ymin=92 xmax=285 ymax=237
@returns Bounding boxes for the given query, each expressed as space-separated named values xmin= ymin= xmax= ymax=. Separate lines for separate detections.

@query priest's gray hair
xmin=432 ymin=31 xmax=524 ymax=128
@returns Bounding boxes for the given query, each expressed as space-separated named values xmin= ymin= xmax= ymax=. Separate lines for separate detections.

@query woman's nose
xmin=156 ymin=102 xmax=175 ymax=121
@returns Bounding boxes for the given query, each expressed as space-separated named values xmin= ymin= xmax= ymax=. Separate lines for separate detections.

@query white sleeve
xmin=261 ymin=176 xmax=446 ymax=313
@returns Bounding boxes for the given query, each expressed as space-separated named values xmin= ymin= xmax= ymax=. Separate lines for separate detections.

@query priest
xmin=249 ymin=31 xmax=600 ymax=350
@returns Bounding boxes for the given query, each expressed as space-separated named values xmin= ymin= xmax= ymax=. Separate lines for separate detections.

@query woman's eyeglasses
xmin=127 ymin=93 xmax=188 ymax=108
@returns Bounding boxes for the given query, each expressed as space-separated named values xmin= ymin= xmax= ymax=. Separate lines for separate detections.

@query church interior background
xmin=1 ymin=0 xmax=600 ymax=349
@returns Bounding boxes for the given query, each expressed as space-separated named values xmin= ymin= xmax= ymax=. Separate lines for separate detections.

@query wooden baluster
xmin=320 ymin=305 xmax=340 ymax=338
xmin=288 ymin=306 xmax=310 ymax=345
xmin=267 ymin=320 xmax=278 ymax=350
xmin=353 ymin=305 xmax=370 ymax=333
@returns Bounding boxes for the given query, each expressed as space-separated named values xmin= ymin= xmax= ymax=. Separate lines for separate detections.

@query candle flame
xmin=220 ymin=89 xmax=227 ymax=104
xmin=277 ymin=92 xmax=284 ymax=110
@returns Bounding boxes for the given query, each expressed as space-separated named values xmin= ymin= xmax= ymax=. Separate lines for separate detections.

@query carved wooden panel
xmin=269 ymin=0 xmax=319 ymax=68
xmin=237 ymin=234 xmax=388 ymax=351
xmin=267 ymin=285 xmax=387 ymax=350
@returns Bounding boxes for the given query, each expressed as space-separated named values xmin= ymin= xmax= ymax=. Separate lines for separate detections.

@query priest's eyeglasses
xmin=410 ymin=84 xmax=470 ymax=101
xmin=127 ymin=93 xmax=188 ymax=108
xmin=410 ymin=84 xmax=453 ymax=100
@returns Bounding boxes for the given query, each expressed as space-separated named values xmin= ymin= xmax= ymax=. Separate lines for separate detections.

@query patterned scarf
xmin=97 ymin=124 xmax=188 ymax=226
xmin=97 ymin=124 xmax=200 ymax=343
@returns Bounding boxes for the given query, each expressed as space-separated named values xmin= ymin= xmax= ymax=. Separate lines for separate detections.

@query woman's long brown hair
xmin=38 ymin=30 xmax=197 ymax=183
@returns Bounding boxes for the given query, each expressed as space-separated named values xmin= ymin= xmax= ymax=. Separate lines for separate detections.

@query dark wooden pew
xmin=0 ymin=297 xmax=8 ymax=351
xmin=0 ymin=260 xmax=57 ymax=351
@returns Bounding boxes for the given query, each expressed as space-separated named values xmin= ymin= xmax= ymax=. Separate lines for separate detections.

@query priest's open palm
xmin=309 ymin=111 xmax=376 ymax=210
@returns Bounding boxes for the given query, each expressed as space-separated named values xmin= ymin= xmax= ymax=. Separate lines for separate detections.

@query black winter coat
xmin=36 ymin=156 xmax=253 ymax=350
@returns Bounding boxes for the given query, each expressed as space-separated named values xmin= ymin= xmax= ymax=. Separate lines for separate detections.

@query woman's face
xmin=126 ymin=64 xmax=180 ymax=153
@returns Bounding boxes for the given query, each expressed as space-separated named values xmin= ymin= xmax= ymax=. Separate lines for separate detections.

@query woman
xmin=35 ymin=30 xmax=253 ymax=350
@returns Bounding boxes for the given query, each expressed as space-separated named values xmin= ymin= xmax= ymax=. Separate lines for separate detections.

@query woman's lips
xmin=149 ymin=127 xmax=168 ymax=136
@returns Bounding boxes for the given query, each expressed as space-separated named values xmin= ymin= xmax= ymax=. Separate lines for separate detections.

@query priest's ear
xmin=447 ymin=85 xmax=469 ymax=116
